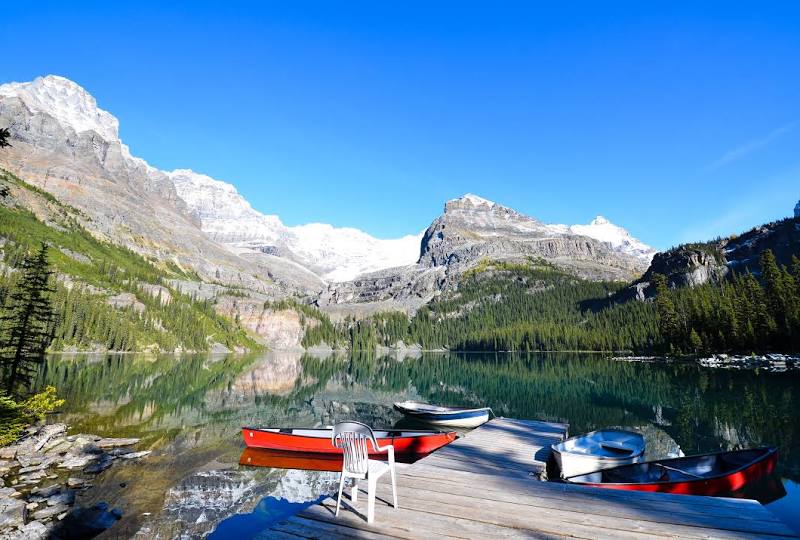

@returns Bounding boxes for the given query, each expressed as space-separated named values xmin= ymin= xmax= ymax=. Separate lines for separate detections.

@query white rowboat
xmin=393 ymin=401 xmax=492 ymax=428
xmin=552 ymin=429 xmax=646 ymax=478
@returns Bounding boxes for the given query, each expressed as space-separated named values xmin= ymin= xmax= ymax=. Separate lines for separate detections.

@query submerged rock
xmin=96 ymin=437 xmax=140 ymax=449
xmin=83 ymin=454 xmax=113 ymax=474
xmin=0 ymin=424 xmax=150 ymax=538
xmin=65 ymin=478 xmax=86 ymax=489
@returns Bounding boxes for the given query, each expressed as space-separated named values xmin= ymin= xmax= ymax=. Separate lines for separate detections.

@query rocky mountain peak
xmin=418 ymin=191 xmax=655 ymax=278
xmin=441 ymin=193 xmax=539 ymax=229
xmin=0 ymin=75 xmax=120 ymax=142
xmin=445 ymin=193 xmax=497 ymax=211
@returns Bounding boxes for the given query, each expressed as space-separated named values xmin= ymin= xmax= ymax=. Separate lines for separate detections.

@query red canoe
xmin=241 ymin=426 xmax=458 ymax=455
xmin=564 ymin=447 xmax=778 ymax=496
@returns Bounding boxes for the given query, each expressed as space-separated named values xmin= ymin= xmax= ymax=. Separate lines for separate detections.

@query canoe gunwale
xmin=393 ymin=402 xmax=492 ymax=416
xmin=241 ymin=426 xmax=459 ymax=455
xmin=242 ymin=426 xmax=450 ymax=439
xmin=564 ymin=446 xmax=778 ymax=487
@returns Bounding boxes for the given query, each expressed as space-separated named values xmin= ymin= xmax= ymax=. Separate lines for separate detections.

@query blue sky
xmin=1 ymin=2 xmax=798 ymax=249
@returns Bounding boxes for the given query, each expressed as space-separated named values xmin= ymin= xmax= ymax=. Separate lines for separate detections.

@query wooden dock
xmin=262 ymin=418 xmax=798 ymax=539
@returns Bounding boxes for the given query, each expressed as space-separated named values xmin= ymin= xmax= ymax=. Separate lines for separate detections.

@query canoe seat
xmin=332 ymin=421 xmax=398 ymax=524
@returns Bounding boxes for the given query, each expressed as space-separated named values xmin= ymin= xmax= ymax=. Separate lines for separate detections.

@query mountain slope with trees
xmin=0 ymin=169 xmax=259 ymax=353
xmin=302 ymin=233 xmax=800 ymax=355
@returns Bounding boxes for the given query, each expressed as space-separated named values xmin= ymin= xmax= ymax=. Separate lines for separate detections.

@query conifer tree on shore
xmin=0 ymin=243 xmax=55 ymax=396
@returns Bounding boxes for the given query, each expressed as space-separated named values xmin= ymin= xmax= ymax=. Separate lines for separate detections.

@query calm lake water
xmin=35 ymin=351 xmax=800 ymax=537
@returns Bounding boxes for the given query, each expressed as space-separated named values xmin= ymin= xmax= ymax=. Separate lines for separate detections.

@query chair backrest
xmin=332 ymin=421 xmax=379 ymax=475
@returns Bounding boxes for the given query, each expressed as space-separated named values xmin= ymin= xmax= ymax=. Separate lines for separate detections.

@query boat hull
xmin=393 ymin=401 xmax=491 ymax=428
xmin=554 ymin=450 xmax=645 ymax=478
xmin=242 ymin=427 xmax=458 ymax=455
xmin=552 ymin=429 xmax=646 ymax=478
xmin=565 ymin=447 xmax=778 ymax=496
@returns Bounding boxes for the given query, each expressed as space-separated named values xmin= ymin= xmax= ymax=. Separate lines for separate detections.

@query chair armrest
xmin=375 ymin=443 xmax=395 ymax=464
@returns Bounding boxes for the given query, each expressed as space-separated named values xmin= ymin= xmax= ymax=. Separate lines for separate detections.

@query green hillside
xmin=0 ymin=170 xmax=258 ymax=353
xmin=304 ymin=254 xmax=800 ymax=355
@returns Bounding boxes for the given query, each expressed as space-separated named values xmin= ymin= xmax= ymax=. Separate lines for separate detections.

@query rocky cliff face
xmin=622 ymin=214 xmax=800 ymax=300
xmin=214 ymin=296 xmax=312 ymax=350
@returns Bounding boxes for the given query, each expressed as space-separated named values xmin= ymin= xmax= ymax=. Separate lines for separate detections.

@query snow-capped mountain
xmin=0 ymin=75 xmax=421 ymax=284
xmin=169 ymin=169 xmax=422 ymax=282
xmin=0 ymin=75 xmax=654 ymax=291
xmin=0 ymin=75 xmax=120 ymax=142
xmin=427 ymin=194 xmax=655 ymax=264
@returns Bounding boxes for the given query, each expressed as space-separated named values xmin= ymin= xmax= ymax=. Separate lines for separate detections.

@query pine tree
xmin=0 ymin=127 xmax=11 ymax=149
xmin=760 ymin=250 xmax=789 ymax=340
xmin=689 ymin=328 xmax=703 ymax=353
xmin=0 ymin=244 xmax=55 ymax=396
xmin=791 ymin=256 xmax=800 ymax=289
xmin=653 ymin=274 xmax=680 ymax=351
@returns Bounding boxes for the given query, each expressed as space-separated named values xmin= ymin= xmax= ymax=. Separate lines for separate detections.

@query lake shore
xmin=611 ymin=353 xmax=800 ymax=372
xmin=0 ymin=423 xmax=150 ymax=539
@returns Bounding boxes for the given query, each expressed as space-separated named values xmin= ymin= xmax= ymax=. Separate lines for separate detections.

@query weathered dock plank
xmin=262 ymin=417 xmax=798 ymax=539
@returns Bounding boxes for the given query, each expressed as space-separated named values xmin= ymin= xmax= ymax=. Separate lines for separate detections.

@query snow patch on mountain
xmin=569 ymin=216 xmax=656 ymax=261
xmin=460 ymin=193 xmax=497 ymax=207
xmin=169 ymin=169 xmax=422 ymax=282
xmin=0 ymin=75 xmax=120 ymax=142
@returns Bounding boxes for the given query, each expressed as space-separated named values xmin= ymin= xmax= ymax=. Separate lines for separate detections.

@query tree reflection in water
xmin=34 ymin=351 xmax=799 ymax=536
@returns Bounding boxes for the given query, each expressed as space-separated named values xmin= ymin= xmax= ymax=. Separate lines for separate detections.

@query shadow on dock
xmin=260 ymin=418 xmax=799 ymax=539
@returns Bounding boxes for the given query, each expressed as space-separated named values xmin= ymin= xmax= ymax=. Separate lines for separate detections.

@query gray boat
xmin=552 ymin=429 xmax=646 ymax=478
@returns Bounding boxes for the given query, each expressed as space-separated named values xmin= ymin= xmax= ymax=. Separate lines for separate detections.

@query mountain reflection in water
xmin=35 ymin=351 xmax=800 ymax=537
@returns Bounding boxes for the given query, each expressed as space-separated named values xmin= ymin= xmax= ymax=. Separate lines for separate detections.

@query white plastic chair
xmin=332 ymin=421 xmax=398 ymax=523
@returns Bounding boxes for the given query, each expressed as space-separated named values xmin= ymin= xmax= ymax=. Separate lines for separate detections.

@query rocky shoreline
xmin=611 ymin=353 xmax=800 ymax=372
xmin=0 ymin=424 xmax=150 ymax=539
xmin=696 ymin=353 xmax=800 ymax=372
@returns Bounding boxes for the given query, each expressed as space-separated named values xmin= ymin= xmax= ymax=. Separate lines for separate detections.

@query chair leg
xmin=367 ymin=476 xmax=377 ymax=523
xmin=390 ymin=465 xmax=398 ymax=509
xmin=351 ymin=479 xmax=358 ymax=503
xmin=335 ymin=473 xmax=345 ymax=517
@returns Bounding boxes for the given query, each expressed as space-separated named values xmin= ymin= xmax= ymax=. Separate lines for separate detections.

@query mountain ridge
xmin=0 ymin=75 xmax=655 ymax=285
xmin=0 ymin=74 xmax=671 ymax=349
